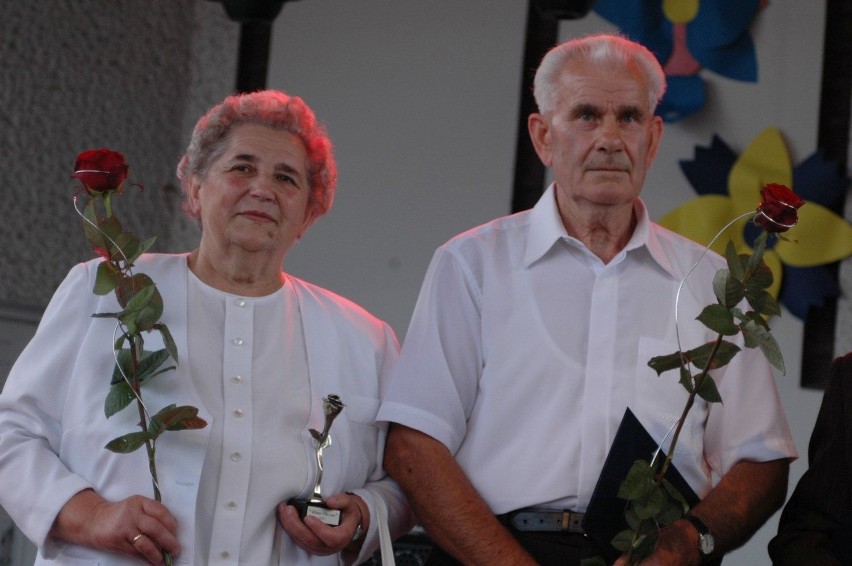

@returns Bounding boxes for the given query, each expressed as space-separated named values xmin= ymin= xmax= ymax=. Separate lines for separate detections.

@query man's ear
xmin=645 ymin=115 xmax=664 ymax=166
xmin=528 ymin=113 xmax=553 ymax=168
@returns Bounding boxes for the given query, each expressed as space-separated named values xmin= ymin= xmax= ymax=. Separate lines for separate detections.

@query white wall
xmin=266 ymin=2 xmax=835 ymax=564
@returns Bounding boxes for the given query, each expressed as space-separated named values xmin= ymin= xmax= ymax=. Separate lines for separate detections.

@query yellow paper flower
xmin=659 ymin=127 xmax=852 ymax=307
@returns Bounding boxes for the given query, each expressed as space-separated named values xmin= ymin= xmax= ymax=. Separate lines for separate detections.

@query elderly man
xmin=377 ymin=34 xmax=796 ymax=566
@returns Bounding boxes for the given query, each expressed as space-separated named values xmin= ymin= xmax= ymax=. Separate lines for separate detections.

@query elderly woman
xmin=0 ymin=90 xmax=412 ymax=565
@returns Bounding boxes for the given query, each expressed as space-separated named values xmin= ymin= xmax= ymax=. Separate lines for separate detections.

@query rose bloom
xmin=755 ymin=183 xmax=805 ymax=233
xmin=323 ymin=395 xmax=345 ymax=418
xmin=72 ymin=149 xmax=129 ymax=194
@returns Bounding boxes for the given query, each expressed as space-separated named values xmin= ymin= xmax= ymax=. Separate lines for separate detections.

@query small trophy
xmin=289 ymin=394 xmax=345 ymax=526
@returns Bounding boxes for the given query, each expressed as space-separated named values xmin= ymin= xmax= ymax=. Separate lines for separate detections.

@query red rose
xmin=71 ymin=149 xmax=129 ymax=194
xmin=755 ymin=183 xmax=805 ymax=233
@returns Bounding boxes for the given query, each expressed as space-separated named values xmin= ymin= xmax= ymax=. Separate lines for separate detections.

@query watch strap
xmin=685 ymin=514 xmax=710 ymax=537
xmin=685 ymin=514 xmax=716 ymax=562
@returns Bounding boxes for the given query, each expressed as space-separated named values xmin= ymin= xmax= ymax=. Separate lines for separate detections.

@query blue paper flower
xmin=594 ymin=0 xmax=763 ymax=121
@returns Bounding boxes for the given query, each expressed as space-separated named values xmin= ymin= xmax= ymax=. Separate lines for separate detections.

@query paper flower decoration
xmin=593 ymin=0 xmax=765 ymax=121
xmin=659 ymin=127 xmax=852 ymax=320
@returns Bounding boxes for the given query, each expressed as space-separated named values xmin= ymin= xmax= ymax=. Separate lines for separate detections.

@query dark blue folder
xmin=581 ymin=408 xmax=700 ymax=560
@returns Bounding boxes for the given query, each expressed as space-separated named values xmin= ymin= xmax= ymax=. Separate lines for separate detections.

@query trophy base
xmin=288 ymin=498 xmax=341 ymax=526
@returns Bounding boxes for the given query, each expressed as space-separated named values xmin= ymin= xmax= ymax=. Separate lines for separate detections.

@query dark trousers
xmin=424 ymin=525 xmax=615 ymax=565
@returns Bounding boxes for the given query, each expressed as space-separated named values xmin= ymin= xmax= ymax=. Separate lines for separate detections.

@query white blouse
xmin=187 ymin=270 xmax=310 ymax=565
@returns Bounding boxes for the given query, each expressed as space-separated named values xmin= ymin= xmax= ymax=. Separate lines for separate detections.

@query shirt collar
xmin=524 ymin=183 xmax=680 ymax=279
xmin=524 ymin=184 xmax=570 ymax=267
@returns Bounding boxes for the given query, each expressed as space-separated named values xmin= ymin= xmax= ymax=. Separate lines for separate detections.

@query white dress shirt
xmin=377 ymin=185 xmax=797 ymax=514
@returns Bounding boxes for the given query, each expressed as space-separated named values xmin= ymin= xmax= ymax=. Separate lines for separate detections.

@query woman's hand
xmin=277 ymin=492 xmax=370 ymax=557
xmin=50 ymin=488 xmax=180 ymax=565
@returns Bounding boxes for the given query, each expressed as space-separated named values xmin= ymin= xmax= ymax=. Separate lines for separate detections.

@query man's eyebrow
xmin=570 ymin=103 xmax=601 ymax=117
xmin=618 ymin=105 xmax=644 ymax=115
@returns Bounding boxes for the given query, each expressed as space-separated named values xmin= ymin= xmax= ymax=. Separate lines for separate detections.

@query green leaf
xmin=634 ymin=483 xmax=668 ymax=520
xmin=104 ymin=381 xmax=135 ymax=418
xmin=114 ymin=275 xmax=164 ymax=334
xmin=745 ymin=289 xmax=781 ymax=317
xmin=137 ymin=349 xmax=174 ymax=383
xmin=738 ymin=310 xmax=770 ymax=331
xmin=611 ymin=529 xmax=635 ymax=553
xmin=105 ymin=431 xmax=151 ymax=453
xmin=110 ymin=348 xmax=174 ymax=386
xmin=685 ymin=340 xmax=741 ymax=371
xmin=696 ymin=304 xmax=739 ymax=336
xmin=110 ymin=232 xmax=140 ymax=265
xmin=712 ymin=269 xmax=745 ymax=309
xmin=151 ymin=404 xmax=207 ymax=432
xmin=655 ymin=493 xmax=686 ymax=526
xmin=110 ymin=349 xmax=133 ymax=385
xmin=745 ymin=261 xmax=774 ymax=293
xmin=678 ymin=366 xmax=694 ymax=394
xmin=94 ymin=261 xmax=122 ymax=295
xmin=116 ymin=273 xmax=156 ymax=308
xmin=661 ymin=479 xmax=691 ymax=514
xmin=725 ymin=241 xmax=746 ymax=282
xmin=624 ymin=508 xmax=641 ymax=530
xmin=122 ymin=281 xmax=157 ymax=312
xmin=127 ymin=235 xmax=157 ymax=265
xmin=740 ymin=320 xmax=786 ymax=374
xmin=92 ymin=311 xmax=123 ymax=320
xmin=648 ymin=352 xmax=684 ymax=376
xmin=154 ymin=323 xmax=179 ymax=364
xmin=747 ymin=231 xmax=769 ymax=274
xmin=618 ymin=460 xmax=655 ymax=501
xmin=695 ymin=375 xmax=723 ymax=403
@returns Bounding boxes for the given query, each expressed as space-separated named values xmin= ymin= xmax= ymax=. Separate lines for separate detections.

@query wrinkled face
xmin=529 ymin=59 xmax=662 ymax=212
xmin=188 ymin=123 xmax=311 ymax=261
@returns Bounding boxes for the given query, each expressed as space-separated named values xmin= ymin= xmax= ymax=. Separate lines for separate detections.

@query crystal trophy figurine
xmin=289 ymin=394 xmax=345 ymax=526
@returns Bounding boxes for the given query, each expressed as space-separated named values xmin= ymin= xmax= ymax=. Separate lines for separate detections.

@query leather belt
xmin=506 ymin=509 xmax=586 ymax=534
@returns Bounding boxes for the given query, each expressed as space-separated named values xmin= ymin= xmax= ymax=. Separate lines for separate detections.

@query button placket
xmin=209 ymin=296 xmax=255 ymax=560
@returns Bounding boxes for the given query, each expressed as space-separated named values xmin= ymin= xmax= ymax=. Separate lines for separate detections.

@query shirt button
xmin=230 ymin=452 xmax=242 ymax=462
xmin=232 ymin=338 xmax=244 ymax=346
xmin=233 ymin=409 xmax=244 ymax=418
xmin=220 ymin=551 xmax=230 ymax=559
xmin=226 ymin=501 xmax=237 ymax=510
xmin=235 ymin=298 xmax=246 ymax=307
xmin=232 ymin=375 xmax=243 ymax=384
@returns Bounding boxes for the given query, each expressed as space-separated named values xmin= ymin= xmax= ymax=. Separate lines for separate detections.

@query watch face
xmin=699 ymin=533 xmax=715 ymax=555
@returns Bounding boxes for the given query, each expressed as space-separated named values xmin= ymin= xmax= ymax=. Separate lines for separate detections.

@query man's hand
xmin=277 ymin=492 xmax=368 ymax=556
xmin=614 ymin=458 xmax=790 ymax=566
xmin=612 ymin=519 xmax=701 ymax=566
xmin=50 ymin=488 xmax=180 ymax=565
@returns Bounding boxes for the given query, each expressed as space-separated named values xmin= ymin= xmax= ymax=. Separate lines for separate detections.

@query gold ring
xmin=132 ymin=533 xmax=143 ymax=544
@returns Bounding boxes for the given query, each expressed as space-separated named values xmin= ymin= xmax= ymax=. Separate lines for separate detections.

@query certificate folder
xmin=582 ymin=408 xmax=700 ymax=558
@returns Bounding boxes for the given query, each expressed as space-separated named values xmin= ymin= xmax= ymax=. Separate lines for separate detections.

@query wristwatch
xmin=685 ymin=514 xmax=715 ymax=560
